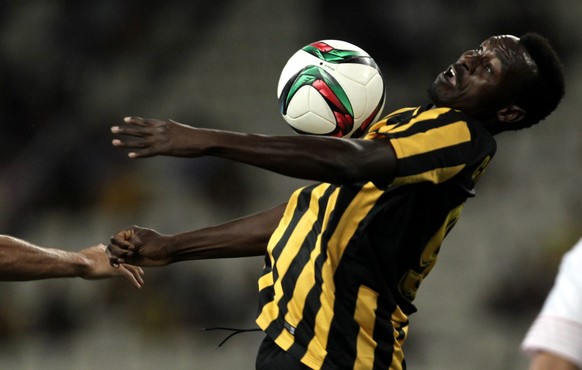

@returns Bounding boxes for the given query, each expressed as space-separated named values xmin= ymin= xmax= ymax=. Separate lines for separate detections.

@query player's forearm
xmin=0 ymin=235 xmax=89 ymax=280
xmin=167 ymin=203 xmax=286 ymax=262
xmin=113 ymin=118 xmax=396 ymax=185
xmin=204 ymin=129 xmax=396 ymax=185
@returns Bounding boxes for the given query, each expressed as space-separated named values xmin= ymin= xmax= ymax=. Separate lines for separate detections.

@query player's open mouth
xmin=444 ymin=65 xmax=457 ymax=87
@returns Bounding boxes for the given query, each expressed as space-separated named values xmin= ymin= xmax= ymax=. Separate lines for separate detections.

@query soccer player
xmin=521 ymin=237 xmax=582 ymax=370
xmin=107 ymin=33 xmax=564 ymax=369
xmin=0 ymin=234 xmax=144 ymax=288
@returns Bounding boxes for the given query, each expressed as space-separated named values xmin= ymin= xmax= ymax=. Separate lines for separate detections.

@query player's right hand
xmin=111 ymin=117 xmax=210 ymax=159
xmin=107 ymin=226 xmax=172 ymax=268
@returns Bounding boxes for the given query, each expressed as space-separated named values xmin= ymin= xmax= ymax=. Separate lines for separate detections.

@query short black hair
xmin=505 ymin=32 xmax=565 ymax=131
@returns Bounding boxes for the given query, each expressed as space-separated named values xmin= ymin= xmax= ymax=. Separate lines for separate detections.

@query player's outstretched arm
xmin=111 ymin=117 xmax=397 ymax=186
xmin=107 ymin=203 xmax=286 ymax=268
xmin=0 ymin=235 xmax=144 ymax=288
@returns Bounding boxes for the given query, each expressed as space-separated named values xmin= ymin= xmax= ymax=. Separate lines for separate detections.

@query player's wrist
xmin=43 ymin=249 xmax=93 ymax=278
xmin=71 ymin=253 xmax=96 ymax=279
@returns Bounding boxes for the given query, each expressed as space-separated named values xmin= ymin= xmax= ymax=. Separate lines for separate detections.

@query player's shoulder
xmin=385 ymin=105 xmax=471 ymax=123
xmin=416 ymin=106 xmax=497 ymax=153
xmin=417 ymin=105 xmax=473 ymax=122
xmin=425 ymin=106 xmax=494 ymax=137
xmin=368 ymin=105 xmax=493 ymax=144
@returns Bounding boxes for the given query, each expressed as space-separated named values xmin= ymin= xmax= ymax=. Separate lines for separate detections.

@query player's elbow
xmin=327 ymin=160 xmax=393 ymax=186
xmin=336 ymin=142 xmax=396 ymax=185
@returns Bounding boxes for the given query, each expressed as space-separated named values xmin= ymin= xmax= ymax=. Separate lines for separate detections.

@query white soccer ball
xmin=277 ymin=40 xmax=385 ymax=138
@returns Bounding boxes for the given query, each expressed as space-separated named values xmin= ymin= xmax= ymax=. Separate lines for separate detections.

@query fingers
xmin=107 ymin=230 xmax=137 ymax=267
xmin=106 ymin=245 xmax=126 ymax=267
xmin=111 ymin=125 xmax=151 ymax=138
xmin=111 ymin=137 xmax=152 ymax=149
xmin=118 ymin=264 xmax=145 ymax=289
xmin=111 ymin=137 xmax=153 ymax=158
xmin=123 ymin=116 xmax=148 ymax=126
xmin=111 ymin=116 xmax=149 ymax=131
xmin=111 ymin=117 xmax=160 ymax=158
xmin=110 ymin=230 xmax=137 ymax=250
xmin=111 ymin=117 xmax=161 ymax=136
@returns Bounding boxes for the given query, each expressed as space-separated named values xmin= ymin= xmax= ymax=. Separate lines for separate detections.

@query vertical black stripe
xmin=259 ymin=186 xmax=315 ymax=314
xmin=264 ymin=184 xmax=337 ymax=341
xmin=372 ymin=315 xmax=408 ymax=369
xmin=288 ymin=184 xmax=366 ymax=364
xmin=285 ymin=240 xmax=328 ymax=360
xmin=258 ymin=185 xmax=316 ymax=315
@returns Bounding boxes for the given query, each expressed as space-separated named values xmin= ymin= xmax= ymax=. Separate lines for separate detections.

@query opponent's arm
xmin=107 ymin=203 xmax=287 ymax=267
xmin=529 ymin=351 xmax=579 ymax=370
xmin=0 ymin=235 xmax=144 ymax=288
xmin=112 ymin=117 xmax=397 ymax=186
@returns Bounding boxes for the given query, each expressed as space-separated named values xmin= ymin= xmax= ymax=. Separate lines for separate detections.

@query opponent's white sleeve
xmin=521 ymin=238 xmax=582 ymax=367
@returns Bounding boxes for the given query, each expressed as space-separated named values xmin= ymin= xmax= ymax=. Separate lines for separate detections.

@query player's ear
xmin=497 ymin=104 xmax=525 ymax=123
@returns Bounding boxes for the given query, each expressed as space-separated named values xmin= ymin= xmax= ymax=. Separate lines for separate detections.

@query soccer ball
xmin=277 ymin=40 xmax=385 ymax=138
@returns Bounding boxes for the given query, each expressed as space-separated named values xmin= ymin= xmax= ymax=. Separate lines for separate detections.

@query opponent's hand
xmin=111 ymin=117 xmax=210 ymax=158
xmin=107 ymin=226 xmax=172 ymax=268
xmin=78 ymin=244 xmax=144 ymax=289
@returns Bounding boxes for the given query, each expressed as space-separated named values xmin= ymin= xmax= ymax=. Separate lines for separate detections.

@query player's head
xmin=428 ymin=33 xmax=564 ymax=134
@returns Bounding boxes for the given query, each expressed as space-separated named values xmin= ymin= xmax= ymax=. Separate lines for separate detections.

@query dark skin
xmin=107 ymin=35 xmax=537 ymax=267
xmin=429 ymin=35 xmax=536 ymax=125
xmin=112 ymin=120 xmax=397 ymax=186
xmin=108 ymin=204 xmax=286 ymax=267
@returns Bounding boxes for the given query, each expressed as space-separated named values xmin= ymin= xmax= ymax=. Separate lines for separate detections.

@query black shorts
xmin=256 ymin=335 xmax=310 ymax=370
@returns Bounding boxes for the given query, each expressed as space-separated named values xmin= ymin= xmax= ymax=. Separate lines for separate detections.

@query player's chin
xmin=428 ymin=84 xmax=457 ymax=109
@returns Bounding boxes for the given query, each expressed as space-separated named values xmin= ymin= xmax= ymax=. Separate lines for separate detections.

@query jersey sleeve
xmin=521 ymin=238 xmax=582 ymax=368
xmin=365 ymin=106 xmax=496 ymax=187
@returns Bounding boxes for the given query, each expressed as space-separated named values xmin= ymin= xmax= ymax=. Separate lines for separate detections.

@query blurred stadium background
xmin=0 ymin=1 xmax=580 ymax=369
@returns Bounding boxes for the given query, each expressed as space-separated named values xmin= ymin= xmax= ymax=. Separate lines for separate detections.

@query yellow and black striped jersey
xmin=256 ymin=105 xmax=496 ymax=369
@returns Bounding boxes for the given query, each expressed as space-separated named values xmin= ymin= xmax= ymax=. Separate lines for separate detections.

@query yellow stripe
xmin=389 ymin=120 xmax=470 ymax=159
xmin=257 ymin=188 xmax=302 ymax=292
xmin=258 ymin=271 xmax=273 ymax=291
xmin=272 ymin=184 xmax=331 ymax=269
xmin=282 ymin=187 xmax=339 ymax=367
xmin=275 ymin=329 xmax=295 ymax=351
xmin=354 ymin=285 xmax=379 ymax=370
xmin=366 ymin=107 xmax=416 ymax=136
xmin=389 ymin=307 xmax=408 ymax=370
xmin=305 ymin=183 xmax=383 ymax=361
xmin=264 ymin=187 xmax=301 ymax=258
xmin=258 ymin=183 xmax=337 ymax=362
xmin=256 ymin=300 xmax=277 ymax=326
xmin=380 ymin=107 xmax=448 ymax=134
xmin=326 ymin=183 xmax=383 ymax=271
xmin=273 ymin=183 xmax=330 ymax=294
xmin=392 ymin=164 xmax=465 ymax=185
xmin=283 ymin=185 xmax=339 ymax=339
xmin=392 ymin=106 xmax=417 ymax=114
xmin=257 ymin=184 xmax=330 ymax=337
